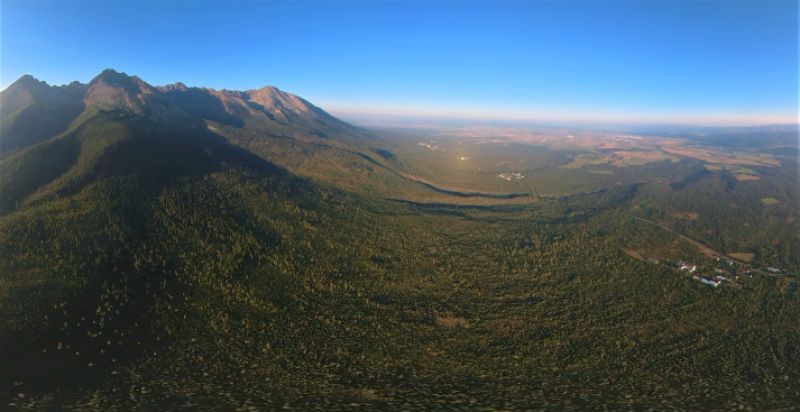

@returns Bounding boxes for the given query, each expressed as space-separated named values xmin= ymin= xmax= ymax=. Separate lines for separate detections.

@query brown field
xmin=734 ymin=173 xmax=761 ymax=181
xmin=561 ymin=149 xmax=675 ymax=169
xmin=761 ymin=197 xmax=780 ymax=205
xmin=671 ymin=211 xmax=700 ymax=220
xmin=609 ymin=150 xmax=676 ymax=166
xmin=561 ymin=155 xmax=609 ymax=169
xmin=660 ymin=145 xmax=779 ymax=167
xmin=622 ymin=248 xmax=645 ymax=261
xmin=729 ymin=252 xmax=755 ymax=262
xmin=435 ymin=312 xmax=469 ymax=329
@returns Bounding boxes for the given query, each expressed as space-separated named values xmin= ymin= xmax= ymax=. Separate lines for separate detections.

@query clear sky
xmin=1 ymin=1 xmax=797 ymax=125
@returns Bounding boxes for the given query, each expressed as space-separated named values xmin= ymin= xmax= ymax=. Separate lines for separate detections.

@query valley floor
xmin=2 ymin=173 xmax=798 ymax=411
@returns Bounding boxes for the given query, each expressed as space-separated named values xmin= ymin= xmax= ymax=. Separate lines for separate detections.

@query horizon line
xmin=323 ymin=102 xmax=799 ymax=128
xmin=3 ymin=71 xmax=797 ymax=129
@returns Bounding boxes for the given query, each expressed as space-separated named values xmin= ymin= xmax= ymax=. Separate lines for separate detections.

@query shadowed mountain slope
xmin=2 ymin=70 xmax=513 ymax=208
xmin=1 ymin=69 xmax=370 ymax=157
xmin=0 ymin=70 xmax=384 ymax=215
xmin=0 ymin=75 xmax=87 ymax=156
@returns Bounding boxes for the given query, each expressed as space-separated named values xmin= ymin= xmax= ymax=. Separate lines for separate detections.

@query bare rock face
xmin=84 ymin=69 xmax=185 ymax=121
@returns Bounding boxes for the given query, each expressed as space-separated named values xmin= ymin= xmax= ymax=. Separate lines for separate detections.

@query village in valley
xmin=403 ymin=132 xmax=795 ymax=293
xmin=498 ymin=172 xmax=525 ymax=181
xmin=417 ymin=141 xmax=445 ymax=151
xmin=673 ymin=257 xmax=746 ymax=288
xmin=633 ymin=252 xmax=793 ymax=289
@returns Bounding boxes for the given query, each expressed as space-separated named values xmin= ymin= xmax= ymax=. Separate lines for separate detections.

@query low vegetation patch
xmin=671 ymin=211 xmax=700 ymax=220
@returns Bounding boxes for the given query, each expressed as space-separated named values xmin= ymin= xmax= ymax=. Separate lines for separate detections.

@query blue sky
xmin=1 ymin=1 xmax=797 ymax=125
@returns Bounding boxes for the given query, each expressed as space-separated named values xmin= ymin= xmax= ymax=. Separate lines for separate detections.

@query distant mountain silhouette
xmin=1 ymin=69 xmax=368 ymax=157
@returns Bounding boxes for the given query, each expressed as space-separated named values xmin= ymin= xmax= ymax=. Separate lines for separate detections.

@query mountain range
xmin=0 ymin=69 xmax=386 ymax=214
xmin=1 ymin=69 xmax=367 ymax=154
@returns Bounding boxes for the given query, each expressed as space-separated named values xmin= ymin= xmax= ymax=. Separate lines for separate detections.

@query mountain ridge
xmin=0 ymin=69 xmax=369 ymax=216
xmin=1 ymin=69 xmax=367 ymax=156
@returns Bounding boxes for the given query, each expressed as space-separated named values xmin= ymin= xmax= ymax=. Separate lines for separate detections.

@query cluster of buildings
xmin=417 ymin=141 xmax=445 ymax=152
xmin=675 ymin=255 xmax=796 ymax=287
xmin=674 ymin=259 xmax=741 ymax=288
xmin=639 ymin=243 xmax=795 ymax=289
xmin=498 ymin=172 xmax=524 ymax=181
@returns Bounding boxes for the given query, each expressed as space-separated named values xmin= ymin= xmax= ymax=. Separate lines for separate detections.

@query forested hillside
xmin=1 ymin=71 xmax=798 ymax=411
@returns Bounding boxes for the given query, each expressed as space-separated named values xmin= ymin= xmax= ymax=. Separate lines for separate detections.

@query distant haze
xmin=327 ymin=104 xmax=799 ymax=129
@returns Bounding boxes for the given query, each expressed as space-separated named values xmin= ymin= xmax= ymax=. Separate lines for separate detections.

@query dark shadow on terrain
xmin=0 ymin=112 xmax=315 ymax=403
xmin=160 ymin=87 xmax=245 ymax=128
xmin=0 ymin=135 xmax=81 ymax=214
xmin=373 ymin=148 xmax=396 ymax=160
xmin=411 ymin=179 xmax=530 ymax=199
xmin=670 ymin=169 xmax=711 ymax=191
